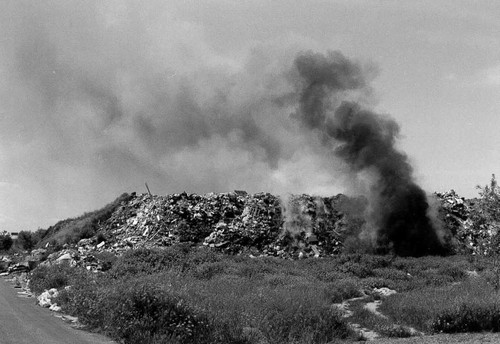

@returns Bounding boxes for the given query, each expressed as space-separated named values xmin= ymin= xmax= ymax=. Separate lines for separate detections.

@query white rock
xmin=37 ymin=292 xmax=52 ymax=307
xmin=373 ymin=287 xmax=397 ymax=297
xmin=49 ymin=304 xmax=62 ymax=312
xmin=37 ymin=288 xmax=59 ymax=307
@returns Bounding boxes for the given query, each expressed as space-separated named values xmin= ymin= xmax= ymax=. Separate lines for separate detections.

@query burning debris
xmin=289 ymin=51 xmax=446 ymax=256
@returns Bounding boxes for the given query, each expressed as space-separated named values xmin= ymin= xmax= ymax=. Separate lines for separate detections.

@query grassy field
xmin=29 ymin=246 xmax=500 ymax=344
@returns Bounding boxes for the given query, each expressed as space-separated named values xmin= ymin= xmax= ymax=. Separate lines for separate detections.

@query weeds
xmin=30 ymin=248 xmax=495 ymax=343
xmin=379 ymin=278 xmax=500 ymax=333
xmin=29 ymin=263 xmax=80 ymax=294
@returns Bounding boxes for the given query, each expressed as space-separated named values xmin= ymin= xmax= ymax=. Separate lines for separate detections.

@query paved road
xmin=0 ymin=277 xmax=116 ymax=344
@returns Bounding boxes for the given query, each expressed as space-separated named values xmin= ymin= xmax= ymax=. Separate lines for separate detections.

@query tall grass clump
xmin=379 ymin=278 xmax=500 ymax=333
xmin=29 ymin=263 xmax=81 ymax=294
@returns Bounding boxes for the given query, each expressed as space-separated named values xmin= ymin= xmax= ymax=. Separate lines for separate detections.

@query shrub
xmin=247 ymin=285 xmax=354 ymax=343
xmin=109 ymin=247 xmax=188 ymax=278
xmin=379 ymin=324 xmax=415 ymax=338
xmin=324 ymin=279 xmax=363 ymax=303
xmin=94 ymin=251 xmax=117 ymax=271
xmin=102 ymin=281 xmax=213 ymax=343
xmin=0 ymin=234 xmax=13 ymax=251
xmin=339 ymin=261 xmax=373 ymax=278
xmin=379 ymin=278 xmax=500 ymax=332
xmin=192 ymin=262 xmax=227 ymax=280
xmin=437 ymin=265 xmax=466 ymax=281
xmin=29 ymin=263 xmax=80 ymax=294
xmin=17 ymin=231 xmax=35 ymax=251
xmin=373 ymin=268 xmax=411 ymax=281
xmin=58 ymin=273 xmax=248 ymax=344
xmin=54 ymin=272 xmax=109 ymax=328
xmin=432 ymin=303 xmax=500 ymax=333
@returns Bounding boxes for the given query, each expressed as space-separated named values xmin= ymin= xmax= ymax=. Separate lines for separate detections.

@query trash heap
xmin=435 ymin=190 xmax=500 ymax=255
xmin=435 ymin=190 xmax=472 ymax=236
xmin=33 ymin=189 xmax=500 ymax=261
xmin=94 ymin=191 xmax=351 ymax=258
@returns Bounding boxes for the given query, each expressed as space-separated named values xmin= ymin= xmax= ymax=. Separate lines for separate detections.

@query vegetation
xmin=0 ymin=233 xmax=13 ymax=251
xmin=39 ymin=193 xmax=133 ymax=247
xmin=32 ymin=245 xmax=499 ymax=344
xmin=29 ymin=263 xmax=77 ymax=294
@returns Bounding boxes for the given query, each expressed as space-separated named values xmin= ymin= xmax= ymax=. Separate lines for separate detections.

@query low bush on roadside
xmin=29 ymin=263 xmax=80 ymax=294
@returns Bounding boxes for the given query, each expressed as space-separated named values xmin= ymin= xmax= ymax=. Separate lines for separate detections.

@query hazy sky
xmin=1 ymin=0 xmax=499 ymax=232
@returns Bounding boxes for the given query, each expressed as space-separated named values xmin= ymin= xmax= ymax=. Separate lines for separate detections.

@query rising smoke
xmin=289 ymin=51 xmax=446 ymax=256
xmin=0 ymin=2 xmax=446 ymax=256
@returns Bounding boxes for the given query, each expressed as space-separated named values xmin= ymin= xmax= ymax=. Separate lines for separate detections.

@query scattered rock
xmin=49 ymin=304 xmax=62 ymax=312
xmin=37 ymin=288 xmax=59 ymax=308
xmin=373 ymin=287 xmax=397 ymax=297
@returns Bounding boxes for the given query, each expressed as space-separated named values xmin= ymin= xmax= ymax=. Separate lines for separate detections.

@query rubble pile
xmin=37 ymin=288 xmax=62 ymax=311
xmin=38 ymin=247 xmax=109 ymax=272
xmin=435 ymin=190 xmax=472 ymax=235
xmin=91 ymin=191 xmax=351 ymax=258
xmin=435 ymin=190 xmax=500 ymax=255
xmin=16 ymin=189 xmax=499 ymax=266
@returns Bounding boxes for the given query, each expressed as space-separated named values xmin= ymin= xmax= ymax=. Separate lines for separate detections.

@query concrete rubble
xmin=435 ymin=190 xmax=500 ymax=255
xmin=30 ymin=189 xmax=497 ymax=269
xmin=0 ymin=189 xmax=490 ymax=277
xmin=89 ymin=192 xmax=351 ymax=259
xmin=37 ymin=288 xmax=60 ymax=310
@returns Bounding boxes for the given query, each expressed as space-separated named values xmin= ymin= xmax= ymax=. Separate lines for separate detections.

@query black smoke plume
xmin=291 ymin=51 xmax=445 ymax=256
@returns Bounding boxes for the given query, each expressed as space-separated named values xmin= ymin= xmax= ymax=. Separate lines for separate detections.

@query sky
xmin=0 ymin=0 xmax=499 ymax=232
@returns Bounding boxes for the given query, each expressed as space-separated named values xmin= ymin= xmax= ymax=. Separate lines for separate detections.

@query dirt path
xmin=0 ymin=277 xmax=116 ymax=344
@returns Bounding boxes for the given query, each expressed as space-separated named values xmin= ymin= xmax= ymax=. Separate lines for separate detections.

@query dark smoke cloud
xmin=291 ymin=51 xmax=446 ymax=256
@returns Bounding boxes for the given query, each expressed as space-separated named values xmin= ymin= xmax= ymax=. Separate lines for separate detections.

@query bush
xmin=437 ymin=265 xmax=466 ymax=281
xmin=324 ymin=279 xmax=363 ymax=303
xmin=109 ymin=247 xmax=188 ymax=279
xmin=379 ymin=324 xmax=415 ymax=338
xmin=94 ymin=251 xmax=117 ymax=271
xmin=17 ymin=231 xmax=35 ymax=251
xmin=379 ymin=278 xmax=500 ymax=332
xmin=29 ymin=263 xmax=80 ymax=294
xmin=0 ymin=234 xmax=13 ymax=251
xmin=432 ymin=303 xmax=500 ymax=333
xmin=57 ymin=274 xmax=247 ymax=344
xmin=102 ymin=281 xmax=213 ymax=343
xmin=241 ymin=284 xmax=354 ymax=343
xmin=338 ymin=261 xmax=373 ymax=278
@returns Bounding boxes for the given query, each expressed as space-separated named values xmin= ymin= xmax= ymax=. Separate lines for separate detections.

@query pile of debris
xmin=37 ymin=288 xmax=62 ymax=312
xmin=435 ymin=190 xmax=500 ymax=255
xmin=37 ymin=247 xmax=110 ymax=272
xmin=90 ymin=191 xmax=353 ymax=258
xmin=33 ymin=189 xmax=498 ymax=261
xmin=435 ymin=190 xmax=472 ymax=234
xmin=435 ymin=189 xmax=473 ymax=247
